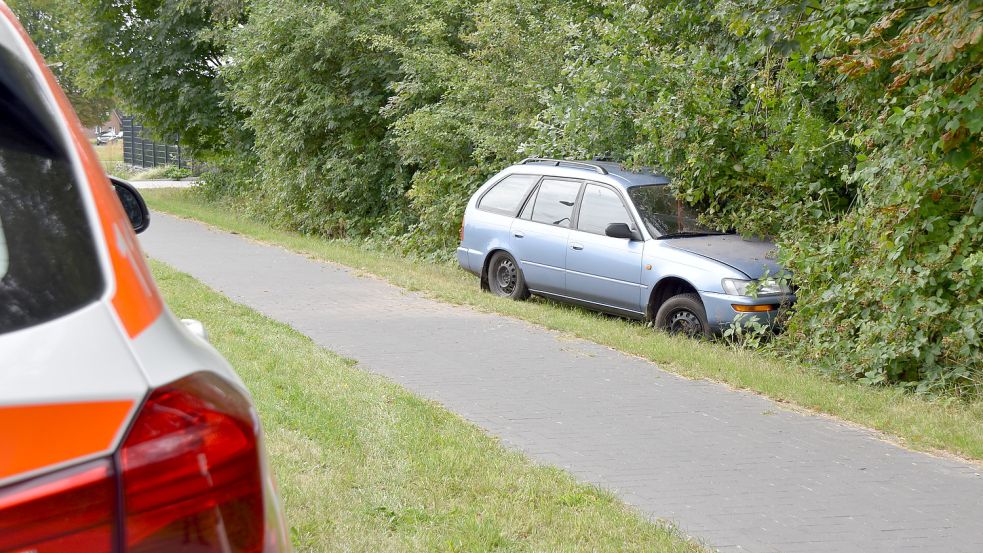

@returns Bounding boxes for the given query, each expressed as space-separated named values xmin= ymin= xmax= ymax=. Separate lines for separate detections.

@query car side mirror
xmin=605 ymin=222 xmax=638 ymax=240
xmin=111 ymin=177 xmax=150 ymax=234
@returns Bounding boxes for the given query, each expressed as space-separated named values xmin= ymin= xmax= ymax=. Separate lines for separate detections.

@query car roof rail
xmin=518 ymin=157 xmax=609 ymax=175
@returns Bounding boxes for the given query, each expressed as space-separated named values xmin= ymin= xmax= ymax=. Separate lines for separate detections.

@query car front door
xmin=509 ymin=178 xmax=583 ymax=295
xmin=565 ymin=183 xmax=644 ymax=314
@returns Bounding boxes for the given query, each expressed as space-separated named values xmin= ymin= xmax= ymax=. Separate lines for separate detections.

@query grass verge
xmin=144 ymin=188 xmax=983 ymax=463
xmin=151 ymin=259 xmax=703 ymax=552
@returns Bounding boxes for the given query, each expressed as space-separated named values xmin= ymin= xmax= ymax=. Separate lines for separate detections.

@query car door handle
xmin=570 ymin=243 xmax=584 ymax=251
xmin=513 ymin=232 xmax=524 ymax=238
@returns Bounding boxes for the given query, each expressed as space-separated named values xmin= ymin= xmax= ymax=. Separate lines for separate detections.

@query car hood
xmin=662 ymin=234 xmax=784 ymax=279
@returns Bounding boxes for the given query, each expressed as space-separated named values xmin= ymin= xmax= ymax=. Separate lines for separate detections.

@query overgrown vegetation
xmin=21 ymin=0 xmax=982 ymax=391
xmin=8 ymin=0 xmax=114 ymax=126
xmin=70 ymin=0 xmax=244 ymax=151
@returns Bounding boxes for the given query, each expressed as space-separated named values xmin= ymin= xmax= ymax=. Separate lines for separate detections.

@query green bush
xmin=529 ymin=1 xmax=982 ymax=391
xmin=221 ymin=0 xmax=424 ymax=237
xmin=160 ymin=166 xmax=192 ymax=179
xmin=381 ymin=0 xmax=595 ymax=254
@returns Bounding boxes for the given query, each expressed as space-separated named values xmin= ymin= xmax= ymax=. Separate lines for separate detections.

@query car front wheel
xmin=487 ymin=252 xmax=529 ymax=300
xmin=654 ymin=293 xmax=709 ymax=338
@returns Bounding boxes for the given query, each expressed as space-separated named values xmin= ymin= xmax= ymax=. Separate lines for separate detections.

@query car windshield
xmin=627 ymin=184 xmax=720 ymax=238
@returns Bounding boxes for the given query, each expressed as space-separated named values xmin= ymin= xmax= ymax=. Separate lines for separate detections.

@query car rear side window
xmin=477 ymin=174 xmax=539 ymax=216
xmin=0 ymin=47 xmax=103 ymax=335
xmin=530 ymin=179 xmax=581 ymax=227
xmin=577 ymin=184 xmax=633 ymax=235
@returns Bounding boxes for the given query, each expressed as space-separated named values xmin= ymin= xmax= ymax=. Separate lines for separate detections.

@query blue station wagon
xmin=457 ymin=158 xmax=794 ymax=336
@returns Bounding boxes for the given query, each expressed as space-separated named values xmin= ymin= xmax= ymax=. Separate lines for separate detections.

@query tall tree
xmin=382 ymin=0 xmax=597 ymax=252
xmin=66 ymin=0 xmax=245 ymax=153
xmin=8 ymin=0 xmax=114 ymax=128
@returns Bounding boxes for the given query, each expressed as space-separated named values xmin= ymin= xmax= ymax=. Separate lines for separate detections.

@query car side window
xmin=476 ymin=174 xmax=539 ymax=216
xmin=0 ymin=47 xmax=103 ymax=335
xmin=577 ymin=184 xmax=633 ymax=235
xmin=530 ymin=179 xmax=581 ymax=227
xmin=518 ymin=184 xmax=538 ymax=220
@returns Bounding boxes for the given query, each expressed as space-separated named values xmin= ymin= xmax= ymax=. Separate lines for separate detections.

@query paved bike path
xmin=141 ymin=212 xmax=983 ymax=553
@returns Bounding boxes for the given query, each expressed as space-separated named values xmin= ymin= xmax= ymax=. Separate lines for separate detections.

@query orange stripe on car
xmin=0 ymin=400 xmax=134 ymax=481
xmin=0 ymin=4 xmax=163 ymax=338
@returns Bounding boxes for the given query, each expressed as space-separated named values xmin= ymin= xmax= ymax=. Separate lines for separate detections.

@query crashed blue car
xmin=457 ymin=158 xmax=794 ymax=336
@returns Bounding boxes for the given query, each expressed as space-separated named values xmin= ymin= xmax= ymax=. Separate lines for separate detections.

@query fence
xmin=121 ymin=116 xmax=198 ymax=172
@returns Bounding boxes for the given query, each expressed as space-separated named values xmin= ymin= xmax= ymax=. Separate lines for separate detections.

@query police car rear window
xmin=0 ymin=46 xmax=103 ymax=335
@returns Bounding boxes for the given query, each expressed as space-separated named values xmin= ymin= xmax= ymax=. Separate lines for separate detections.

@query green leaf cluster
xmin=8 ymin=0 xmax=115 ymax=127
xmin=64 ymin=0 xmax=245 ymax=153
xmin=526 ymin=0 xmax=981 ymax=391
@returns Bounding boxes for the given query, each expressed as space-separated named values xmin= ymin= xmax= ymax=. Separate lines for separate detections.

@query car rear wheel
xmin=654 ymin=293 xmax=709 ymax=338
xmin=487 ymin=252 xmax=529 ymax=300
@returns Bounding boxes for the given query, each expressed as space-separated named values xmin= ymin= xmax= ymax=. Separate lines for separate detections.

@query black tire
xmin=487 ymin=252 xmax=529 ymax=300
xmin=654 ymin=293 xmax=710 ymax=338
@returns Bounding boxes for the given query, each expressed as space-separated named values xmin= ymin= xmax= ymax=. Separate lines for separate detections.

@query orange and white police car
xmin=0 ymin=3 xmax=290 ymax=552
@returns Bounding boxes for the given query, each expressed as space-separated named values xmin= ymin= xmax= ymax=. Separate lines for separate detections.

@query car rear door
xmin=565 ymin=182 xmax=644 ymax=314
xmin=509 ymin=177 xmax=583 ymax=295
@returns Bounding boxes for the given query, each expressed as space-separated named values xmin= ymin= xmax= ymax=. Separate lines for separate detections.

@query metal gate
xmin=121 ymin=116 xmax=196 ymax=171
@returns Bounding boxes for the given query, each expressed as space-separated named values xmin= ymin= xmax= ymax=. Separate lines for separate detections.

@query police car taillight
xmin=0 ymin=372 xmax=280 ymax=553
xmin=0 ymin=459 xmax=117 ymax=552
xmin=120 ymin=372 xmax=265 ymax=552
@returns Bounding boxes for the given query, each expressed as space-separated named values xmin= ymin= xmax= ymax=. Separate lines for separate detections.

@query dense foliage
xmin=382 ymin=0 xmax=596 ymax=252
xmin=66 ymin=0 xmax=245 ymax=152
xmin=530 ymin=1 xmax=983 ymax=390
xmin=8 ymin=0 xmax=114 ymax=126
xmin=43 ymin=0 xmax=982 ymax=390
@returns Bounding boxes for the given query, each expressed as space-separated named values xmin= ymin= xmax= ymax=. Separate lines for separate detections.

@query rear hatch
xmin=0 ymin=9 xmax=148 ymax=487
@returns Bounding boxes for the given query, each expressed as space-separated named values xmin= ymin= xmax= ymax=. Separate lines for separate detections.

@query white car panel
xmin=131 ymin=307 xmax=247 ymax=391
xmin=0 ymin=301 xmax=147 ymax=405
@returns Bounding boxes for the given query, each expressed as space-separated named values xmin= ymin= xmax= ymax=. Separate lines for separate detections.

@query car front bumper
xmin=699 ymin=291 xmax=795 ymax=333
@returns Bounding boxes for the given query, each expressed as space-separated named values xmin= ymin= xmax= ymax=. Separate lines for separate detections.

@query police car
xmin=0 ymin=3 xmax=290 ymax=551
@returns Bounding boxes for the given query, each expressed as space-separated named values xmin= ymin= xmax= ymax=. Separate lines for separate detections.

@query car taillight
xmin=0 ymin=372 xmax=284 ymax=553
xmin=120 ymin=372 xmax=264 ymax=553
xmin=0 ymin=459 xmax=117 ymax=553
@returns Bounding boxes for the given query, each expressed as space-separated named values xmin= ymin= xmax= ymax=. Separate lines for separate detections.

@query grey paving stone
xmin=141 ymin=212 xmax=983 ymax=553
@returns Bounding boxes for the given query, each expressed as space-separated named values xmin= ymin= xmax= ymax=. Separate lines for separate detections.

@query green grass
xmin=144 ymin=188 xmax=983 ymax=464
xmin=151 ymin=259 xmax=704 ymax=552
xmin=92 ymin=140 xmax=133 ymax=177
xmin=93 ymin=139 xmax=123 ymax=162
xmin=128 ymin=165 xmax=193 ymax=180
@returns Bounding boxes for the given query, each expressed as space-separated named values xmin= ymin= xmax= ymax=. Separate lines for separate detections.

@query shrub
xmin=530 ymin=0 xmax=982 ymax=391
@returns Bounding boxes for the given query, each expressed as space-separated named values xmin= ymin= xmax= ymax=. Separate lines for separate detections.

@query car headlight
xmin=721 ymin=277 xmax=789 ymax=297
